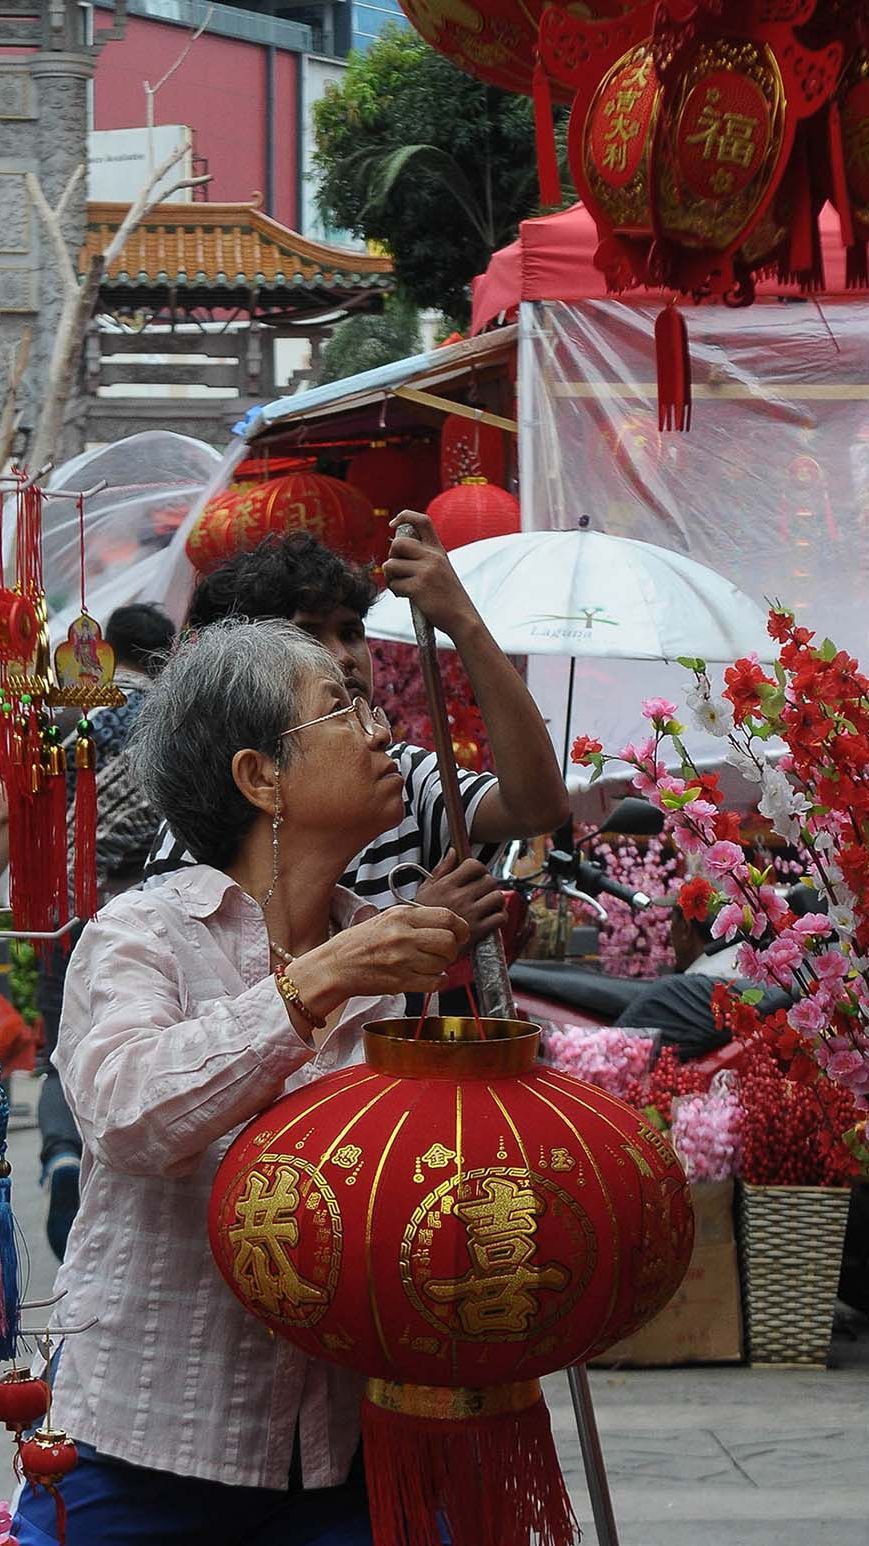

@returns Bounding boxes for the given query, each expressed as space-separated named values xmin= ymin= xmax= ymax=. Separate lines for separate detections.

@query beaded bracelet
xmin=275 ymin=970 xmax=326 ymax=1031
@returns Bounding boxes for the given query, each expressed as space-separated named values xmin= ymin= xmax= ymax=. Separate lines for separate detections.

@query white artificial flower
xmin=725 ymin=742 xmax=764 ymax=783
xmin=757 ymin=766 xmax=812 ymax=842
xmin=685 ymin=684 xmax=732 ymax=738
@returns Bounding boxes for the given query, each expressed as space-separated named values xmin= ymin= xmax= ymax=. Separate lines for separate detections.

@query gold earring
xmin=261 ymin=778 xmax=283 ymax=916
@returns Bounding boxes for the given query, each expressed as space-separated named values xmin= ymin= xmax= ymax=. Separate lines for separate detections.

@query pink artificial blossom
xmin=788 ymin=997 xmax=828 ymax=1036
xmin=758 ymin=886 xmax=790 ymax=927
xmin=791 ymin=913 xmax=834 ymax=940
xmin=641 ymin=698 xmax=678 ymax=723
xmin=711 ymin=902 xmax=746 ymax=942
xmin=672 ymin=799 xmax=719 ymax=852
xmin=814 ymin=948 xmax=850 ymax=984
xmin=705 ymin=840 xmax=747 ymax=875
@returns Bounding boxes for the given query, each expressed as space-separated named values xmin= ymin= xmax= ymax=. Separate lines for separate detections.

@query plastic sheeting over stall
xmin=519 ymin=298 xmax=869 ymax=794
xmin=0 ymin=433 xmax=240 ymax=646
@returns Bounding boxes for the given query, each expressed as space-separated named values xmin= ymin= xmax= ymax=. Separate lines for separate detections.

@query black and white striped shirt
xmin=142 ymin=742 xmax=499 ymax=906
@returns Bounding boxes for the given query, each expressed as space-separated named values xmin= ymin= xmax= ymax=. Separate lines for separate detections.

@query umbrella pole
xmin=395 ymin=529 xmax=620 ymax=1545
xmin=561 ymin=655 xmax=576 ymax=779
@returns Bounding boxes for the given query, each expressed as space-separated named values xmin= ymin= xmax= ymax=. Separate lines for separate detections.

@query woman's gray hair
xmin=127 ymin=618 xmax=342 ymax=868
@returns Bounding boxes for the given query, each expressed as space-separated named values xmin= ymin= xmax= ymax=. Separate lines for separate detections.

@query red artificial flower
xmin=678 ymin=876 xmax=714 ymax=923
xmin=722 ymin=658 xmax=774 ymax=724
xmin=571 ymin=734 xmax=603 ymax=766
xmin=691 ymin=770 xmax=724 ymax=807
xmin=713 ymin=809 xmax=742 ymax=843
xmin=711 ymin=982 xmax=737 ymax=1029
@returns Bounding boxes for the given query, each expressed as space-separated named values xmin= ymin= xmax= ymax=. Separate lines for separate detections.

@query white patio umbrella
xmin=368 ymin=528 xmax=774 ymax=661
xmin=368 ymin=529 xmax=778 ymax=796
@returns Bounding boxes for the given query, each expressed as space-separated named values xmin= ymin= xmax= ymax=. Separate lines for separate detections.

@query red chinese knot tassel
xmin=73 ymin=720 xmax=98 ymax=922
xmin=655 ymin=302 xmax=692 ymax=432
xmin=362 ymin=1378 xmax=579 ymax=1546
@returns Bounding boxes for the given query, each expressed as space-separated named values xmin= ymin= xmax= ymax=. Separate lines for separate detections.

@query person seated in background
xmin=615 ymin=887 xmax=792 ymax=1061
xmin=38 ymin=601 xmax=176 ymax=1260
xmin=146 ymin=511 xmax=570 ymax=950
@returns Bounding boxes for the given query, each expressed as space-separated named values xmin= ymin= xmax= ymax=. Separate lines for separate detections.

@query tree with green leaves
xmin=313 ymin=28 xmax=565 ymax=325
xmin=318 ymin=296 xmax=422 ymax=385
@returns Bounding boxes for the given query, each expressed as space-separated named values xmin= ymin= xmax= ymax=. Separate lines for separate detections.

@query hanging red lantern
xmin=19 ymin=1429 xmax=78 ymax=1546
xmin=0 ymin=1371 xmax=49 ymax=1435
xmin=185 ymin=490 xmax=244 ymax=575
xmin=440 ymin=415 xmax=506 ymax=490
xmin=396 ymin=0 xmax=629 ymax=98
xmin=427 ymin=477 xmax=520 ymax=551
xmin=0 ymin=592 xmax=37 ymax=664
xmin=186 ymin=474 xmax=377 ymax=573
xmin=209 ymin=1018 xmax=693 ymax=1546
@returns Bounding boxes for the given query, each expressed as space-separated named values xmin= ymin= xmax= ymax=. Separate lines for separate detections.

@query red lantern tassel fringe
xmin=362 ymin=1380 xmax=579 ymax=1546
xmin=847 ymin=240 xmax=869 ymax=290
xmin=654 ymin=303 xmax=691 ymax=432
xmin=533 ymin=58 xmax=562 ymax=209
xmin=73 ymin=726 xmax=98 ymax=922
xmin=23 ymin=1481 xmax=67 ymax=1546
xmin=46 ymin=742 xmax=69 ymax=950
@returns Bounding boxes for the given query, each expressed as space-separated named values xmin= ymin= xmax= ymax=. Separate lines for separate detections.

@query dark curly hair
xmin=187 ymin=533 xmax=379 ymax=630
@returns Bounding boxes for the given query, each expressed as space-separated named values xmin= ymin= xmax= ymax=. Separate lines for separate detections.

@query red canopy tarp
xmin=470 ymin=202 xmax=850 ymax=335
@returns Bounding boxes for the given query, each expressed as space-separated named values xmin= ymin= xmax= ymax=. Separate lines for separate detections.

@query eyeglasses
xmin=281 ymin=696 xmax=390 ymax=741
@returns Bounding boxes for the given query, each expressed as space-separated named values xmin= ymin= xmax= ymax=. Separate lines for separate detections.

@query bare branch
xmin=146 ymin=3 xmax=213 ymax=108
xmin=145 ymin=2 xmax=213 ymax=166
xmin=54 ymin=164 xmax=85 ymax=229
xmin=26 ymin=167 xmax=85 ymax=299
xmin=29 ymin=257 xmax=102 ymax=472
xmin=101 ymin=144 xmax=211 ymax=269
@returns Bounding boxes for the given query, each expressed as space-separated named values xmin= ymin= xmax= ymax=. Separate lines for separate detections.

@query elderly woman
xmin=14 ymin=620 xmax=466 ymax=1546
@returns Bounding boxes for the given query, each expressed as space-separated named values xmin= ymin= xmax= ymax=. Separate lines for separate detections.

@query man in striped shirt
xmin=146 ymin=510 xmax=569 ymax=937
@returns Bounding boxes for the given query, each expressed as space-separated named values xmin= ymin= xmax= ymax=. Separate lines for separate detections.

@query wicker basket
xmin=737 ymin=1183 xmax=851 ymax=1367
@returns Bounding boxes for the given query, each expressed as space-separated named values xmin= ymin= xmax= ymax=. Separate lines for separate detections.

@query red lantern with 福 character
xmin=427 ymin=478 xmax=520 ymax=550
xmin=209 ymin=1017 xmax=693 ymax=1546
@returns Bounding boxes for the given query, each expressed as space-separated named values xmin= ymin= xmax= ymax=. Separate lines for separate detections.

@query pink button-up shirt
xmin=50 ymin=865 xmax=403 ymax=1490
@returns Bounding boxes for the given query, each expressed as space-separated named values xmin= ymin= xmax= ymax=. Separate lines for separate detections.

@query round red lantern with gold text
xmin=427 ymin=478 xmax=520 ymax=551
xmin=579 ymin=41 xmax=659 ymax=235
xmin=654 ymin=38 xmax=786 ymax=255
xmin=185 ymin=490 xmax=244 ymax=575
xmin=210 ymin=1018 xmax=692 ymax=1546
xmin=209 ymin=1018 xmax=693 ymax=1384
xmin=396 ymin=0 xmax=630 ymax=100
xmin=186 ymin=473 xmax=378 ymax=573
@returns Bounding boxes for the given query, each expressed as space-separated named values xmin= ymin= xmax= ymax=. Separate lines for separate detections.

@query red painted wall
xmin=94 ymin=14 xmax=299 ymax=228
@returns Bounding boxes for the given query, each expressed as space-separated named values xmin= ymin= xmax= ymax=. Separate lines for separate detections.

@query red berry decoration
xmin=0 ymin=1370 xmax=49 ymax=1434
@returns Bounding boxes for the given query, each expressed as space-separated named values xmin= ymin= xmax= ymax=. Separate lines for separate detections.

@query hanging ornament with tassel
xmin=49 ymin=492 xmax=124 ymax=925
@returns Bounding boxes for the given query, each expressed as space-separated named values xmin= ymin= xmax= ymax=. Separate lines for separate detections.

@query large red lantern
xmin=427 ymin=478 xmax=520 ymax=550
xmin=185 ymin=473 xmax=377 ymax=574
xmin=395 ymin=0 xmax=630 ymax=98
xmin=185 ymin=489 xmax=243 ymax=574
xmin=210 ymin=1018 xmax=693 ymax=1546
